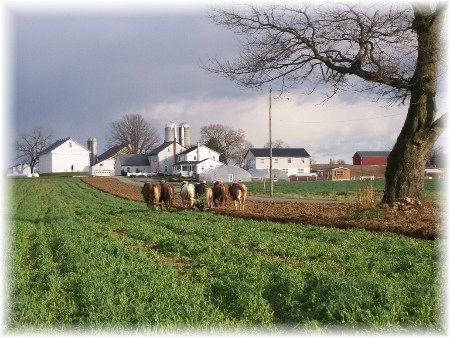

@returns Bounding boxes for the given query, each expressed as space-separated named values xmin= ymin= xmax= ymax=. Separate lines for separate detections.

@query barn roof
xmin=353 ymin=151 xmax=390 ymax=158
xmin=40 ymin=137 xmax=90 ymax=155
xmin=117 ymin=154 xmax=150 ymax=166
xmin=97 ymin=145 xmax=128 ymax=161
xmin=246 ymin=148 xmax=310 ymax=158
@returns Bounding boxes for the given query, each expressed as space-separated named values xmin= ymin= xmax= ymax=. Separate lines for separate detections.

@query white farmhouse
xmin=172 ymin=144 xmax=224 ymax=177
xmin=244 ymin=148 xmax=311 ymax=177
xmin=39 ymin=137 xmax=90 ymax=174
xmin=91 ymin=145 xmax=128 ymax=176
xmin=147 ymin=141 xmax=186 ymax=175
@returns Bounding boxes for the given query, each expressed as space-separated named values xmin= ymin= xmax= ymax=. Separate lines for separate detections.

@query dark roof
xmin=40 ymin=137 xmax=90 ymax=155
xmin=353 ymin=151 xmax=390 ymax=158
xmin=147 ymin=142 xmax=176 ymax=155
xmin=247 ymin=148 xmax=310 ymax=158
xmin=178 ymin=145 xmax=198 ymax=155
xmin=97 ymin=145 xmax=128 ymax=161
xmin=118 ymin=154 xmax=150 ymax=166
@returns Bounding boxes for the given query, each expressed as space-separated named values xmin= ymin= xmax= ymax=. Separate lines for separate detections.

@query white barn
xmin=39 ymin=137 xmax=90 ymax=174
xmin=244 ymin=148 xmax=311 ymax=177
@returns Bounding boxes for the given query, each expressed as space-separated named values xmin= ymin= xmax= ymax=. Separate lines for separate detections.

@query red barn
xmin=352 ymin=151 xmax=390 ymax=165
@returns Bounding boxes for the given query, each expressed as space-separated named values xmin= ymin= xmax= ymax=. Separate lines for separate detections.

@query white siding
xmin=147 ymin=143 xmax=186 ymax=175
xmin=244 ymin=153 xmax=310 ymax=176
xmin=91 ymin=158 xmax=116 ymax=176
xmin=39 ymin=139 xmax=90 ymax=174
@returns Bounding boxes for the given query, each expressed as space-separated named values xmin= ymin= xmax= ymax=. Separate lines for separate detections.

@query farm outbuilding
xmin=199 ymin=165 xmax=252 ymax=183
xmin=116 ymin=154 xmax=151 ymax=176
xmin=38 ymin=137 xmax=91 ymax=174
xmin=352 ymin=151 xmax=390 ymax=165
xmin=91 ymin=145 xmax=128 ymax=176
xmin=314 ymin=167 xmax=351 ymax=181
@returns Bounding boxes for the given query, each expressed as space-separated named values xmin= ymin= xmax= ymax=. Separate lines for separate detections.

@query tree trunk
xmin=382 ymin=6 xmax=442 ymax=205
xmin=382 ymin=126 xmax=434 ymax=205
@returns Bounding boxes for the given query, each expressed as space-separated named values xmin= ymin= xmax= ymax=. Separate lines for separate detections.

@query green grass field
xmin=5 ymin=178 xmax=444 ymax=334
xmin=245 ymin=179 xmax=444 ymax=203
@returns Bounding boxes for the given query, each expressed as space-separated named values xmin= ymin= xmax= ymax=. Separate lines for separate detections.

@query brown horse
xmin=229 ymin=182 xmax=248 ymax=210
xmin=212 ymin=181 xmax=229 ymax=208
xmin=159 ymin=180 xmax=174 ymax=210
xmin=141 ymin=182 xmax=161 ymax=211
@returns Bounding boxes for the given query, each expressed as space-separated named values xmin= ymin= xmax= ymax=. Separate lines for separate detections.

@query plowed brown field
xmin=81 ymin=177 xmax=442 ymax=240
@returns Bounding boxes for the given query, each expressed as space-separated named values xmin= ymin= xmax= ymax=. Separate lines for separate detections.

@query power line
xmin=275 ymin=112 xmax=404 ymax=124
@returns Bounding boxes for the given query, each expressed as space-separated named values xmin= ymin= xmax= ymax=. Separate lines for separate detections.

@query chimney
xmin=197 ymin=142 xmax=201 ymax=162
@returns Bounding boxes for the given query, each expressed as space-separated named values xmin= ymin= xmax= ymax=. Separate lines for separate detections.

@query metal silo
xmin=165 ymin=122 xmax=177 ymax=142
xmin=87 ymin=137 xmax=98 ymax=166
xmin=179 ymin=123 xmax=190 ymax=148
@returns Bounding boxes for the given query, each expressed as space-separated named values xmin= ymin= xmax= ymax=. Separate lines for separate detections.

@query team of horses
xmin=141 ymin=179 xmax=247 ymax=211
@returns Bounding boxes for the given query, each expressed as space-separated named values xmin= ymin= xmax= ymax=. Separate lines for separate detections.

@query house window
xmin=194 ymin=156 xmax=197 ymax=161
xmin=288 ymin=158 xmax=292 ymax=163
xmin=302 ymin=158 xmax=305 ymax=163
xmin=260 ymin=159 xmax=265 ymax=163
xmin=282 ymin=169 xmax=288 ymax=173
xmin=298 ymin=169 xmax=304 ymax=173
xmin=69 ymin=143 xmax=72 ymax=147
xmin=336 ymin=170 xmax=345 ymax=176
xmin=100 ymin=163 xmax=103 ymax=167
xmin=71 ymin=165 xmax=74 ymax=170
xmin=275 ymin=159 xmax=278 ymax=164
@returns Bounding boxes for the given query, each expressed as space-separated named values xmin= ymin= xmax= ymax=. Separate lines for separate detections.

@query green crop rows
xmin=5 ymin=178 xmax=444 ymax=334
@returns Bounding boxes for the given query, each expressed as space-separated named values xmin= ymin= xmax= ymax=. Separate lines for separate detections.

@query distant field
xmin=6 ymin=178 xmax=443 ymax=333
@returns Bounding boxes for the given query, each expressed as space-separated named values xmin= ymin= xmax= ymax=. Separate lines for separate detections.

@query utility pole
xmin=269 ymin=89 xmax=273 ymax=197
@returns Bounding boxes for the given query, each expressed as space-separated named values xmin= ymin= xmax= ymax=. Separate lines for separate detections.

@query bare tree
xmin=264 ymin=139 xmax=288 ymax=148
xmin=203 ymin=2 xmax=447 ymax=205
xmin=108 ymin=114 xmax=161 ymax=154
xmin=427 ymin=145 xmax=447 ymax=167
xmin=200 ymin=124 xmax=253 ymax=164
xmin=234 ymin=140 xmax=254 ymax=167
xmin=15 ymin=127 xmax=53 ymax=174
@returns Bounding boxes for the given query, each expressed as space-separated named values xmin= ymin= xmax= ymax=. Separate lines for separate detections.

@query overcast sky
xmin=2 ymin=0 xmax=448 ymax=166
